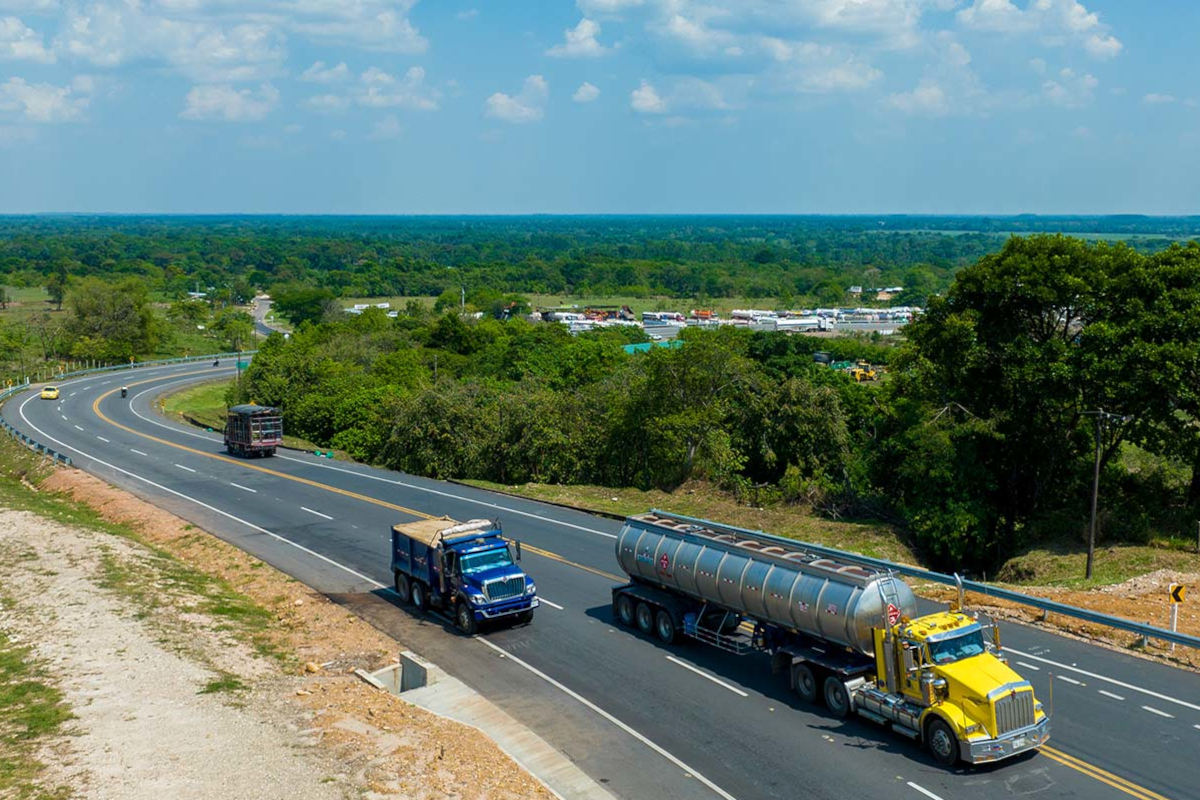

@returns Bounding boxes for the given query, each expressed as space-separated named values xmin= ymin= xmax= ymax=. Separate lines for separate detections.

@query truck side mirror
xmin=903 ymin=646 xmax=917 ymax=673
xmin=515 ymin=541 xmax=522 ymax=561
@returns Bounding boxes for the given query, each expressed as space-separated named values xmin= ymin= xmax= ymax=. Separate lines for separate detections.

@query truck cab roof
xmin=902 ymin=611 xmax=979 ymax=643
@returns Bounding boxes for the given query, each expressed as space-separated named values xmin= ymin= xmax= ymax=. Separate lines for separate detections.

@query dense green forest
xmin=227 ymin=235 xmax=1200 ymax=574
xmin=4 ymin=214 xmax=1189 ymax=308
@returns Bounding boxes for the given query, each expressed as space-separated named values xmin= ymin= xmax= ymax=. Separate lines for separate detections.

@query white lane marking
xmin=175 ymin=464 xmax=197 ymax=473
xmin=100 ymin=381 xmax=110 ymax=386
xmin=96 ymin=436 xmax=110 ymax=443
xmin=130 ymin=449 xmax=148 ymax=456
xmin=1194 ymin=724 xmax=1200 ymax=731
xmin=1006 ymin=648 xmax=1200 ymax=713
xmin=17 ymin=392 xmax=382 ymax=590
xmin=907 ymin=782 xmax=947 ymax=800
xmin=69 ymin=392 xmax=76 ymax=397
xmin=477 ymin=637 xmax=740 ymax=800
xmin=1016 ymin=661 xmax=1041 ymax=671
xmin=1098 ymin=690 xmax=1125 ymax=701
xmin=1056 ymin=676 xmax=1082 ymax=686
xmin=61 ymin=415 xmax=67 ymax=421
xmin=125 ymin=382 xmax=620 ymax=542
xmin=1142 ymin=706 xmax=1174 ymax=719
xmin=230 ymin=482 xmax=257 ymax=493
xmin=539 ymin=597 xmax=564 ymax=610
xmin=73 ymin=424 xmax=83 ymax=431
xmin=301 ymin=506 xmax=333 ymax=520
xmin=666 ymin=656 xmax=749 ymax=698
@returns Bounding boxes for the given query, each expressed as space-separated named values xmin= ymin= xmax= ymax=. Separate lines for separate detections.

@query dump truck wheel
xmin=823 ymin=676 xmax=851 ymax=719
xmin=925 ymin=718 xmax=959 ymax=766
xmin=393 ymin=572 xmax=411 ymax=603
xmin=636 ymin=602 xmax=655 ymax=635
xmin=793 ymin=664 xmax=818 ymax=703
xmin=411 ymin=581 xmax=428 ymax=611
xmin=456 ymin=601 xmax=478 ymax=636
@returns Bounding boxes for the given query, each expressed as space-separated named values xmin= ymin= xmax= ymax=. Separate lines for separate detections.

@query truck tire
xmin=456 ymin=601 xmax=478 ymax=636
xmin=823 ymin=676 xmax=852 ymax=719
xmin=411 ymin=581 xmax=428 ymax=611
xmin=925 ymin=718 xmax=959 ymax=767
xmin=636 ymin=602 xmax=655 ymax=636
xmin=615 ymin=594 xmax=635 ymax=627
xmin=655 ymin=609 xmax=677 ymax=644
xmin=792 ymin=663 xmax=819 ymax=703
xmin=393 ymin=572 xmax=411 ymax=603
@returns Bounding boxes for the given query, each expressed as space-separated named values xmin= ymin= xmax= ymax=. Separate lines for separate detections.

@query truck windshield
xmin=460 ymin=549 xmax=513 ymax=575
xmin=928 ymin=629 xmax=986 ymax=665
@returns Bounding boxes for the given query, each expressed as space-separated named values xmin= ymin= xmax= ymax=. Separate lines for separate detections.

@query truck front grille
xmin=484 ymin=577 xmax=525 ymax=602
xmin=994 ymin=690 xmax=1036 ymax=735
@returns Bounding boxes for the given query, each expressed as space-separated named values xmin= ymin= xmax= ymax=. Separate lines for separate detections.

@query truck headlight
xmin=966 ymin=724 xmax=983 ymax=736
xmin=525 ymin=582 xmax=536 ymax=595
xmin=470 ymin=594 xmax=486 ymax=604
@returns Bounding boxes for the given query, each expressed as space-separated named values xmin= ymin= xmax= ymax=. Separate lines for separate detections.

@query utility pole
xmin=460 ymin=285 xmax=466 ymax=312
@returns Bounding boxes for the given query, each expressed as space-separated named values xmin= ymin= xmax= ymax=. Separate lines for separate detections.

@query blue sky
xmin=0 ymin=0 xmax=1195 ymax=214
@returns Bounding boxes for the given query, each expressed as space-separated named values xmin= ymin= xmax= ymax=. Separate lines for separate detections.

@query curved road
xmin=4 ymin=364 xmax=1198 ymax=800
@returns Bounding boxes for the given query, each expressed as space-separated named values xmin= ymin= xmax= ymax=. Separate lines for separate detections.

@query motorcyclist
xmin=120 ymin=387 xmax=128 ymax=398
xmin=213 ymin=358 xmax=220 ymax=366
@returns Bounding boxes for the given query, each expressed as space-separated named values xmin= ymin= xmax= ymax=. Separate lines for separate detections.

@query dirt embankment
xmin=1 ymin=465 xmax=553 ymax=800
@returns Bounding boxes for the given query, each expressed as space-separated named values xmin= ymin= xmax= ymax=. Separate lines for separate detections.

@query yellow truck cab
xmin=873 ymin=609 xmax=1049 ymax=765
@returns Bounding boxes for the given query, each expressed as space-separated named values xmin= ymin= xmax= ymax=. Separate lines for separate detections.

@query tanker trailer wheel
xmin=636 ymin=602 xmax=656 ymax=636
xmin=792 ymin=664 xmax=819 ymax=703
xmin=655 ymin=609 xmax=678 ymax=644
xmin=394 ymin=572 xmax=411 ymax=603
xmin=411 ymin=581 xmax=428 ymax=611
xmin=823 ymin=676 xmax=852 ymax=719
xmin=456 ymin=601 xmax=478 ymax=636
xmin=925 ymin=718 xmax=959 ymax=767
xmin=615 ymin=594 xmax=636 ymax=627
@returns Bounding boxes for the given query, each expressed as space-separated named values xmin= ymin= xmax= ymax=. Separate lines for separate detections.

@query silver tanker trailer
xmin=611 ymin=510 xmax=1049 ymax=766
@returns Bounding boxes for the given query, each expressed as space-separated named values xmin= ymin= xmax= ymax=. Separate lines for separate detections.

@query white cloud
xmin=957 ymin=0 xmax=1122 ymax=59
xmin=573 ymin=81 xmax=600 ymax=102
xmin=630 ymin=79 xmax=666 ymax=113
xmin=0 ymin=1 xmax=58 ymax=11
xmin=357 ymin=66 xmax=438 ymax=110
xmin=1029 ymin=57 xmax=1046 ymax=74
xmin=180 ymin=83 xmax=279 ymax=122
xmin=301 ymin=92 xmax=350 ymax=112
xmin=368 ymin=114 xmax=402 ymax=140
xmin=287 ymin=0 xmax=427 ymax=54
xmin=1041 ymin=66 xmax=1097 ymax=108
xmin=0 ymin=76 xmax=88 ymax=121
xmin=0 ymin=16 xmax=53 ymax=62
xmin=577 ymin=0 xmax=644 ymax=15
xmin=300 ymin=60 xmax=349 ymax=84
xmin=1143 ymin=93 xmax=1176 ymax=106
xmin=547 ymin=17 xmax=608 ymax=58
xmin=887 ymin=78 xmax=948 ymax=115
xmin=484 ymin=74 xmax=548 ymax=123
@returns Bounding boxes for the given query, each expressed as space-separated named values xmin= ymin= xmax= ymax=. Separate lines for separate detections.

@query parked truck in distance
xmin=391 ymin=517 xmax=537 ymax=634
xmin=224 ymin=404 xmax=283 ymax=457
xmin=611 ymin=511 xmax=1049 ymax=766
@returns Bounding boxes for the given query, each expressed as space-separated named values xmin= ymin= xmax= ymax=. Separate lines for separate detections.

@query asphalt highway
xmin=5 ymin=363 xmax=1198 ymax=800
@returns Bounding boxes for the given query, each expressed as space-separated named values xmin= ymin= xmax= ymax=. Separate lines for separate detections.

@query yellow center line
xmin=1042 ymin=746 xmax=1173 ymax=800
xmin=91 ymin=374 xmax=1173 ymax=800
xmin=91 ymin=373 xmax=618 ymax=583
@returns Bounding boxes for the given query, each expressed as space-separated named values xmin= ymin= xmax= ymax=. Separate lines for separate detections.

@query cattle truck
xmin=611 ymin=511 xmax=1049 ymax=766
xmin=223 ymin=404 xmax=283 ymax=457
xmin=391 ymin=517 xmax=537 ymax=635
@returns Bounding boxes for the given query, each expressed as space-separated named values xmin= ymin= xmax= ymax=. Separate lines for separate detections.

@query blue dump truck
xmin=391 ymin=517 xmax=537 ymax=634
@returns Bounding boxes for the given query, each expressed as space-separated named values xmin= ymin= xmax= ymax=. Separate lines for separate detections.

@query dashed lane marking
xmin=301 ymin=506 xmax=333 ymax=520
xmin=906 ymin=782 xmax=946 ymax=800
xmin=130 ymin=449 xmax=148 ymax=456
xmin=1098 ymin=690 xmax=1125 ymax=701
xmin=539 ymin=598 xmax=564 ymax=610
xmin=1016 ymin=661 xmax=1040 ymax=671
xmin=175 ymin=464 xmax=196 ymax=473
xmin=97 ymin=436 xmax=109 ymax=443
xmin=230 ymin=482 xmax=257 ymax=493
xmin=1006 ymin=648 xmax=1200 ymax=713
xmin=666 ymin=656 xmax=748 ymax=698
xmin=1142 ymin=706 xmax=1174 ymax=719
xmin=1056 ymin=676 xmax=1082 ymax=685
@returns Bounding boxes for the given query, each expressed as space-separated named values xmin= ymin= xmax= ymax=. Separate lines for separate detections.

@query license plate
xmin=1012 ymin=737 xmax=1027 ymax=749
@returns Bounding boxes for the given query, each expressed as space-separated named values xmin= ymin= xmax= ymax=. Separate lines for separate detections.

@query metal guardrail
xmin=0 ymin=351 xmax=256 ymax=469
xmin=649 ymin=509 xmax=1200 ymax=651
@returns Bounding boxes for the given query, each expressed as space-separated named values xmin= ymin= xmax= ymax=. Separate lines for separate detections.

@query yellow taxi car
xmin=40 ymin=386 xmax=60 ymax=400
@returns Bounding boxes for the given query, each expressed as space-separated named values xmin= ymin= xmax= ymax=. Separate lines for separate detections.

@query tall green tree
xmin=64 ymin=277 xmax=164 ymax=361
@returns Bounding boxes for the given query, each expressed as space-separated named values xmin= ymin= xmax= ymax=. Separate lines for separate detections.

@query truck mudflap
xmin=964 ymin=716 xmax=1050 ymax=764
xmin=477 ymin=596 xmax=538 ymax=620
